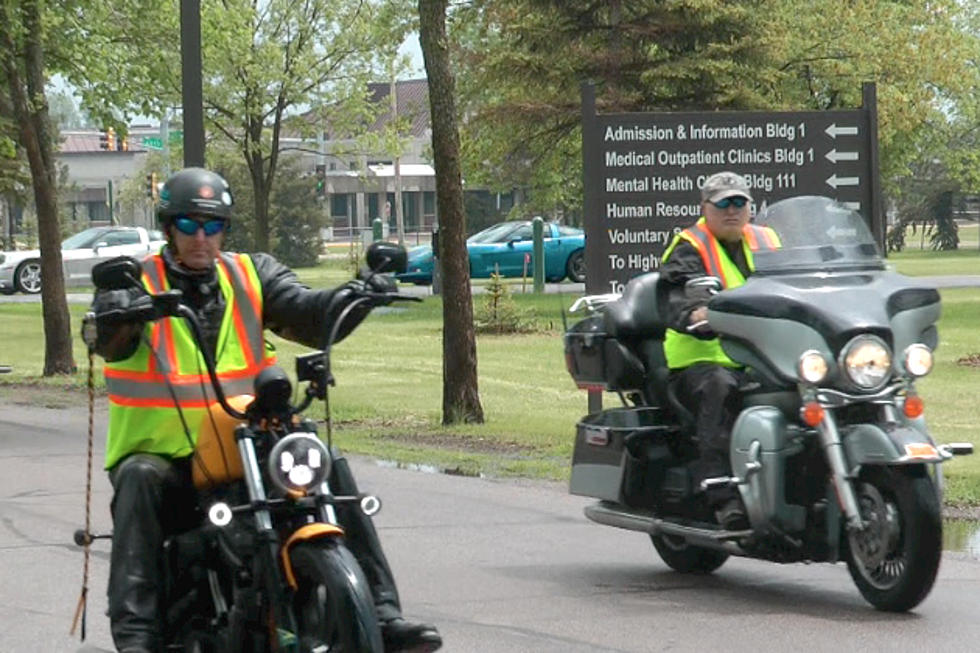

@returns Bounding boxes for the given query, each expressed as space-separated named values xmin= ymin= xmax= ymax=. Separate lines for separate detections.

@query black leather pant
xmin=107 ymin=451 xmax=401 ymax=651
xmin=668 ymin=363 xmax=745 ymax=506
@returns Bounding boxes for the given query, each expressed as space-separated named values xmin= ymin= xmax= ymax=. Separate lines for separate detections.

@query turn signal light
xmin=904 ymin=395 xmax=925 ymax=419
xmin=801 ymin=401 xmax=825 ymax=427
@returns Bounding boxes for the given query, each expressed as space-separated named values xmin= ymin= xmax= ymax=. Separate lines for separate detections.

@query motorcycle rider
xmin=660 ymin=171 xmax=779 ymax=530
xmin=89 ymin=167 xmax=442 ymax=653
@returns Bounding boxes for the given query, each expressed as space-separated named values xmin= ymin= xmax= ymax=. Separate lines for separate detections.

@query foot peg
xmin=700 ymin=476 xmax=736 ymax=492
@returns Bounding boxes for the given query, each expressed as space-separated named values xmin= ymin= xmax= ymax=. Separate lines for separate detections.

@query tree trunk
xmin=0 ymin=0 xmax=74 ymax=375
xmin=418 ymin=0 xmax=484 ymax=424
xmin=248 ymin=144 xmax=270 ymax=253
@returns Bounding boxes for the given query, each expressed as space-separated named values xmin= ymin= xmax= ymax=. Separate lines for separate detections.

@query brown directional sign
xmin=581 ymin=83 xmax=882 ymax=294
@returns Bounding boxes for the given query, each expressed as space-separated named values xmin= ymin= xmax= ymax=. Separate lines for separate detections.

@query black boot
xmin=380 ymin=617 xmax=443 ymax=653
xmin=108 ymin=454 xmax=195 ymax=653
xmin=714 ymin=496 xmax=749 ymax=531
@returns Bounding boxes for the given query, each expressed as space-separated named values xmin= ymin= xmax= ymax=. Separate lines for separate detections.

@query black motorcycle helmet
xmin=156 ymin=167 xmax=234 ymax=227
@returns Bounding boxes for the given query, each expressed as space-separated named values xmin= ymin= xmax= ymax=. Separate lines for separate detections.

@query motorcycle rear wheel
xmin=844 ymin=466 xmax=941 ymax=612
xmin=650 ymin=534 xmax=729 ymax=574
xmin=290 ymin=540 xmax=384 ymax=652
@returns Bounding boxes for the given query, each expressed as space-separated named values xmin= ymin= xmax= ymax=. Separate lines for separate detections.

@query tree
xmin=419 ymin=0 xmax=484 ymax=424
xmin=0 ymin=0 xmax=74 ymax=375
xmin=454 ymin=0 xmax=772 ymax=215
xmin=191 ymin=0 xmax=411 ymax=253
xmin=453 ymin=0 xmax=980 ymax=217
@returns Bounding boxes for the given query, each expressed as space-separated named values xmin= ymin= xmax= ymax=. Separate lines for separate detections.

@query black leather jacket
xmin=660 ymin=238 xmax=751 ymax=335
xmin=92 ymin=247 xmax=367 ymax=362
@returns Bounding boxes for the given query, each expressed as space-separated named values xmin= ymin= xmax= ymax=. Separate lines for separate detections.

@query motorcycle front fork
xmin=236 ymin=427 xmax=300 ymax=640
xmin=815 ymin=410 xmax=866 ymax=531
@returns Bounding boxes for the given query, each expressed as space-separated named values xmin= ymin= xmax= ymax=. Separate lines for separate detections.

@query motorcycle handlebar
xmin=93 ymin=283 xmax=418 ymax=422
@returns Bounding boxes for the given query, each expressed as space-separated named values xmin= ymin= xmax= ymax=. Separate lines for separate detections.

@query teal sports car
xmin=396 ymin=220 xmax=586 ymax=285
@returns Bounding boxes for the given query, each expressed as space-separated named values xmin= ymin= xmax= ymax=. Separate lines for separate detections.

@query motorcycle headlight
xmin=839 ymin=335 xmax=891 ymax=390
xmin=267 ymin=433 xmax=331 ymax=495
xmin=903 ymin=344 xmax=933 ymax=378
xmin=797 ymin=350 xmax=828 ymax=384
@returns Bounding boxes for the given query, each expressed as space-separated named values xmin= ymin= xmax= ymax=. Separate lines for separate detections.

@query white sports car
xmin=0 ymin=225 xmax=166 ymax=294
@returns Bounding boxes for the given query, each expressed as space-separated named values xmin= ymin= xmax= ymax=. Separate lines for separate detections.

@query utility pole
xmin=107 ymin=179 xmax=115 ymax=225
xmin=180 ymin=0 xmax=205 ymax=167
xmin=161 ymin=108 xmax=172 ymax=177
xmin=391 ymin=67 xmax=405 ymax=246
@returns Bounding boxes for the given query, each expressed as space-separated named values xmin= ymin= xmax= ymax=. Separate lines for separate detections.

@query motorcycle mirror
xmin=684 ymin=276 xmax=722 ymax=302
xmin=91 ymin=256 xmax=143 ymax=290
xmin=365 ymin=241 xmax=407 ymax=274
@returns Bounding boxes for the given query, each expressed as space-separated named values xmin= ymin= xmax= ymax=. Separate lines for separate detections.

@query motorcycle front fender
xmin=281 ymin=523 xmax=345 ymax=589
xmin=841 ymin=423 xmax=944 ymax=465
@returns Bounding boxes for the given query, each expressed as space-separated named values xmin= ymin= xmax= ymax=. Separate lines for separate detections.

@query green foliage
xmin=453 ymin=0 xmax=980 ymax=219
xmin=454 ymin=0 xmax=772 ymax=214
xmin=474 ymin=268 xmax=532 ymax=334
xmin=271 ymin=160 xmax=325 ymax=267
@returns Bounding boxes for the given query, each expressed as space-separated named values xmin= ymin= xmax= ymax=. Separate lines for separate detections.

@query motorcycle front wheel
xmin=290 ymin=540 xmax=384 ymax=652
xmin=650 ymin=534 xmax=729 ymax=574
xmin=844 ymin=465 xmax=942 ymax=612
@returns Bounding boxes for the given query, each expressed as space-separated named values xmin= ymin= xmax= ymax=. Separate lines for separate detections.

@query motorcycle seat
xmin=602 ymin=273 xmax=695 ymax=430
xmin=602 ymin=272 xmax=667 ymax=340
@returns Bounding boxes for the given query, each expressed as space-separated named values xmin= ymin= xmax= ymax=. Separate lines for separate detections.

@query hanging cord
xmin=70 ymin=346 xmax=96 ymax=640
xmin=144 ymin=331 xmax=217 ymax=488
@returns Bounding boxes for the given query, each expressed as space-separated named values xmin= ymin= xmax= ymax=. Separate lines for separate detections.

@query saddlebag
xmin=563 ymin=314 xmax=645 ymax=392
xmin=569 ymin=407 xmax=679 ymax=507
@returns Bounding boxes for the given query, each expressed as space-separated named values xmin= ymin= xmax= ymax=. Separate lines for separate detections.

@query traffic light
xmin=315 ymin=164 xmax=326 ymax=197
xmin=117 ymin=135 xmax=128 ymax=151
xmin=145 ymin=172 xmax=159 ymax=200
xmin=98 ymin=127 xmax=113 ymax=150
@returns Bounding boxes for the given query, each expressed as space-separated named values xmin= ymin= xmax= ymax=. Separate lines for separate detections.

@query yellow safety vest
xmin=662 ymin=218 xmax=780 ymax=370
xmin=103 ymin=252 xmax=275 ymax=469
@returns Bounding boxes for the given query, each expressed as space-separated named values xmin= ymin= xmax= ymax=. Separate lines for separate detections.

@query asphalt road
xmin=1 ymin=399 xmax=979 ymax=653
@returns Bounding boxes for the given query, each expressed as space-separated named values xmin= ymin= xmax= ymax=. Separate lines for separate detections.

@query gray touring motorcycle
xmin=564 ymin=195 xmax=972 ymax=612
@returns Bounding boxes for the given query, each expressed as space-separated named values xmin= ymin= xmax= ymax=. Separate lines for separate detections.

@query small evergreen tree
xmin=474 ymin=267 xmax=531 ymax=334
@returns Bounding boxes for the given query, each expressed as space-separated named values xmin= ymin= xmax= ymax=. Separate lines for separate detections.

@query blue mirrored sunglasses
xmin=712 ymin=196 xmax=749 ymax=210
xmin=173 ymin=215 xmax=228 ymax=236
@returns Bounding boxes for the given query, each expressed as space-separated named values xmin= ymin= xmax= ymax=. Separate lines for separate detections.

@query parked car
xmin=396 ymin=220 xmax=586 ymax=285
xmin=0 ymin=226 xmax=167 ymax=294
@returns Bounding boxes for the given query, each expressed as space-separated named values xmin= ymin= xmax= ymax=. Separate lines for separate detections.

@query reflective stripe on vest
xmin=662 ymin=219 xmax=779 ymax=369
xmin=102 ymin=252 xmax=273 ymax=469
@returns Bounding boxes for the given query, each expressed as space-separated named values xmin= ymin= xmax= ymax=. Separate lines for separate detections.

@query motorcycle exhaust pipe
xmin=584 ymin=502 xmax=747 ymax=555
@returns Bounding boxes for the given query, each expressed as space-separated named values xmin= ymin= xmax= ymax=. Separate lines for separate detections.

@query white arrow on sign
xmin=825 ymin=149 xmax=859 ymax=163
xmin=826 ymin=174 xmax=859 ymax=189
xmin=825 ymin=123 xmax=859 ymax=139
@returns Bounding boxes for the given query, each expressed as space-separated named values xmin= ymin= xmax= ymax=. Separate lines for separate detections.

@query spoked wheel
xmin=845 ymin=466 xmax=942 ymax=612
xmin=291 ymin=540 xmax=384 ymax=652
xmin=15 ymin=260 xmax=41 ymax=294
xmin=651 ymin=533 xmax=729 ymax=574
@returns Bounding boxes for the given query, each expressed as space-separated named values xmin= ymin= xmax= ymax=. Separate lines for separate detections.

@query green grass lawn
xmin=2 ymin=251 xmax=980 ymax=506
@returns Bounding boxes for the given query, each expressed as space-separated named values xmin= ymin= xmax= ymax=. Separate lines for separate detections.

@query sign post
xmin=581 ymin=82 xmax=882 ymax=295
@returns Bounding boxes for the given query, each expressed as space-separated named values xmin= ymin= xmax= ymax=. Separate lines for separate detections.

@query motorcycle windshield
xmin=750 ymin=196 xmax=885 ymax=274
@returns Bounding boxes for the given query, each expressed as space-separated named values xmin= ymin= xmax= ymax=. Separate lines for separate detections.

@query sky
xmin=400 ymin=34 xmax=425 ymax=78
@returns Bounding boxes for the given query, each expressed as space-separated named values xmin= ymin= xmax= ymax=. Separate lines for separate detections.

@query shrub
xmin=474 ymin=268 xmax=533 ymax=334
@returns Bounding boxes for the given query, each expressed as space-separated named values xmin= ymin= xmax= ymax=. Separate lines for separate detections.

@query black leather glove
xmin=356 ymin=267 xmax=398 ymax=294
xmin=92 ymin=288 xmax=137 ymax=318
xmin=89 ymin=288 xmax=146 ymax=361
